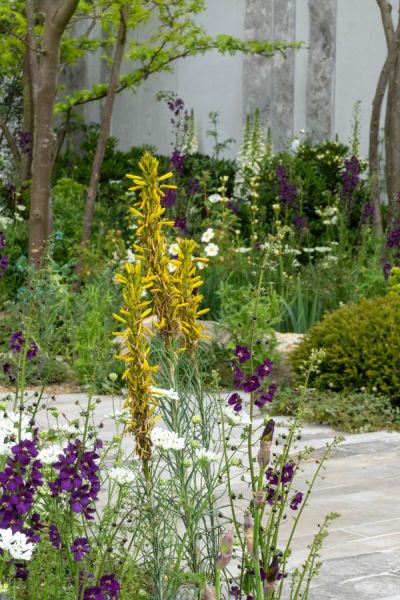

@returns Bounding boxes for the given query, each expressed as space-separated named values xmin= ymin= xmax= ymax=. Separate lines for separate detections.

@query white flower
xmin=204 ymin=243 xmax=219 ymax=257
xmin=196 ymin=260 xmax=206 ymax=270
xmin=0 ymin=412 xmax=32 ymax=452
xmin=168 ymin=243 xmax=180 ymax=255
xmin=222 ymin=406 xmax=251 ymax=427
xmin=0 ymin=529 xmax=35 ymax=561
xmin=38 ymin=445 xmax=63 ymax=464
xmin=126 ymin=249 xmax=136 ymax=263
xmin=108 ymin=467 xmax=136 ymax=485
xmin=150 ymin=427 xmax=185 ymax=451
xmin=236 ymin=247 xmax=251 ymax=254
xmin=208 ymin=193 xmax=222 ymax=204
xmin=201 ymin=228 xmax=214 ymax=243
xmin=195 ymin=447 xmax=219 ymax=464
xmin=168 ymin=262 xmax=177 ymax=273
xmin=150 ymin=386 xmax=180 ymax=401
xmin=291 ymin=139 xmax=300 ymax=154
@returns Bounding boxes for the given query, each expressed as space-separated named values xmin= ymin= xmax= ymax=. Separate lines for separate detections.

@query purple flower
xmin=256 ymin=359 xmax=272 ymax=379
xmin=170 ymin=150 xmax=185 ymax=175
xmin=387 ymin=228 xmax=400 ymax=249
xmin=234 ymin=345 xmax=251 ymax=364
xmin=49 ymin=524 xmax=61 ymax=549
xmin=227 ymin=393 xmax=242 ymax=413
xmin=26 ymin=341 xmax=38 ymax=361
xmin=230 ymin=360 xmax=244 ymax=386
xmin=341 ymin=156 xmax=360 ymax=202
xmin=161 ymin=188 xmax=177 ymax=208
xmin=255 ymin=383 xmax=277 ymax=409
xmin=83 ymin=587 xmax=106 ymax=600
xmin=174 ymin=216 xmax=187 ymax=231
xmin=15 ymin=563 xmax=29 ymax=580
xmin=17 ymin=131 xmax=33 ymax=157
xmin=276 ymin=165 xmax=298 ymax=208
xmin=9 ymin=331 xmax=24 ymax=353
xmin=99 ymin=573 xmax=121 ymax=598
xmin=290 ymin=491 xmax=303 ymax=510
xmin=241 ymin=375 xmax=260 ymax=393
xmin=281 ymin=462 xmax=295 ymax=485
xmin=71 ymin=537 xmax=90 ymax=561
xmin=0 ymin=255 xmax=8 ymax=276
xmin=11 ymin=440 xmax=39 ymax=466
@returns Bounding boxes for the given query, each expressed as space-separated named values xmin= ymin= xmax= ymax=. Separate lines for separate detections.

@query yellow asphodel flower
xmin=113 ymin=261 xmax=159 ymax=463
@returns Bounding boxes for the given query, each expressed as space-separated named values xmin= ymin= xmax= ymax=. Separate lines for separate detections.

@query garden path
xmin=27 ymin=392 xmax=400 ymax=600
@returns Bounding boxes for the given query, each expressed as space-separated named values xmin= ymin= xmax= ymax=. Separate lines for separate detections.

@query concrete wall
xmin=84 ymin=0 xmax=394 ymax=158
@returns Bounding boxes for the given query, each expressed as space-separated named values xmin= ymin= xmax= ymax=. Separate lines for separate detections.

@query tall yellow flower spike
xmin=113 ymin=262 xmax=159 ymax=462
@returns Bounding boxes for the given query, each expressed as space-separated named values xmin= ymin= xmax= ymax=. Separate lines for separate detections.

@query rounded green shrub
xmin=290 ymin=295 xmax=400 ymax=400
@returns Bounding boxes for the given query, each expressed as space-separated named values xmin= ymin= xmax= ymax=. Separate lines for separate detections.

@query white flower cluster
xmin=0 ymin=529 xmax=35 ymax=561
xmin=315 ymin=205 xmax=339 ymax=226
xmin=222 ymin=406 xmax=251 ymax=427
xmin=0 ymin=412 xmax=32 ymax=455
xmin=195 ymin=447 xmax=219 ymax=464
xmin=150 ymin=387 xmax=180 ymax=401
xmin=38 ymin=444 xmax=64 ymax=464
xmin=150 ymin=427 xmax=185 ymax=451
xmin=108 ymin=467 xmax=136 ymax=485
xmin=233 ymin=111 xmax=269 ymax=201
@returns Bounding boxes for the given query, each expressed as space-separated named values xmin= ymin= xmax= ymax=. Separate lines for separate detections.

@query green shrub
xmin=290 ymin=295 xmax=400 ymax=399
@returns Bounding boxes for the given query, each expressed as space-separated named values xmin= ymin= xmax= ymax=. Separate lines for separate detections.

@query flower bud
xmin=244 ymin=511 xmax=254 ymax=556
xmin=257 ymin=419 xmax=275 ymax=468
xmin=215 ymin=527 xmax=234 ymax=570
xmin=254 ymin=490 xmax=266 ymax=508
xmin=202 ymin=584 xmax=217 ymax=600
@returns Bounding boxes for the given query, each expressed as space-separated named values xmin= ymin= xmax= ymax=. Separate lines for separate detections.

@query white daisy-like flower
xmin=168 ymin=243 xmax=180 ymax=255
xmin=204 ymin=243 xmax=219 ymax=257
xmin=222 ymin=406 xmax=251 ymax=427
xmin=0 ymin=529 xmax=35 ymax=561
xmin=196 ymin=260 xmax=206 ymax=270
xmin=150 ymin=387 xmax=180 ymax=401
xmin=195 ymin=447 xmax=219 ymax=464
xmin=168 ymin=261 xmax=177 ymax=273
xmin=108 ymin=467 xmax=136 ymax=485
xmin=150 ymin=427 xmax=185 ymax=451
xmin=201 ymin=228 xmax=214 ymax=243
xmin=126 ymin=249 xmax=136 ymax=263
xmin=208 ymin=193 xmax=222 ymax=204
xmin=38 ymin=445 xmax=64 ymax=464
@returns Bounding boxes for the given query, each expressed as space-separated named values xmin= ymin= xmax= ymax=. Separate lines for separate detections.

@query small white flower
xmin=195 ymin=447 xmax=219 ymax=464
xmin=0 ymin=530 xmax=35 ymax=561
xmin=38 ymin=445 xmax=63 ymax=464
xmin=168 ymin=243 xmax=180 ymax=256
xmin=222 ymin=406 xmax=251 ymax=427
xmin=201 ymin=228 xmax=214 ymax=243
xmin=109 ymin=372 xmax=118 ymax=382
xmin=126 ymin=249 xmax=136 ymax=263
xmin=291 ymin=139 xmax=300 ymax=154
xmin=108 ymin=467 xmax=136 ymax=485
xmin=150 ymin=386 xmax=180 ymax=401
xmin=196 ymin=260 xmax=206 ymax=270
xmin=168 ymin=262 xmax=177 ymax=273
xmin=208 ymin=193 xmax=222 ymax=204
xmin=236 ymin=247 xmax=251 ymax=254
xmin=204 ymin=243 xmax=219 ymax=257
xmin=150 ymin=427 xmax=185 ymax=451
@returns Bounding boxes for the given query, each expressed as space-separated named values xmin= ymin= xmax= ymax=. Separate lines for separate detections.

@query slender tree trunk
xmin=80 ymin=7 xmax=129 ymax=244
xmin=0 ymin=115 xmax=20 ymax=164
xmin=28 ymin=0 xmax=80 ymax=266
xmin=369 ymin=22 xmax=400 ymax=234
xmin=20 ymin=49 xmax=34 ymax=184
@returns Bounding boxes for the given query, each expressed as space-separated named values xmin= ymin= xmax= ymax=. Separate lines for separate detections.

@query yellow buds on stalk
xmin=113 ymin=262 xmax=158 ymax=462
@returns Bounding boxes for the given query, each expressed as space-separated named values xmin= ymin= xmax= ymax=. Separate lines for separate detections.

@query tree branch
xmin=0 ymin=114 xmax=21 ymax=163
xmin=377 ymin=0 xmax=395 ymax=46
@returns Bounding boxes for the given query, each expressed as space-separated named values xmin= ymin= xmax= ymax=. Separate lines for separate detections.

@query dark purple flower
xmin=227 ymin=393 xmax=242 ymax=413
xmin=161 ymin=188 xmax=177 ymax=208
xmin=71 ymin=537 xmax=90 ymax=561
xmin=9 ymin=331 xmax=24 ymax=353
xmin=49 ymin=524 xmax=61 ymax=549
xmin=387 ymin=228 xmax=400 ymax=249
xmin=83 ymin=587 xmax=106 ymax=600
xmin=99 ymin=573 xmax=121 ymax=598
xmin=281 ymin=462 xmax=295 ymax=485
xmin=255 ymin=383 xmax=277 ymax=409
xmin=26 ymin=341 xmax=38 ymax=361
xmin=290 ymin=491 xmax=303 ymax=510
xmin=170 ymin=150 xmax=185 ymax=175
xmin=17 ymin=131 xmax=33 ymax=157
xmin=234 ymin=345 xmax=251 ymax=364
xmin=11 ymin=440 xmax=39 ymax=466
xmin=174 ymin=216 xmax=187 ymax=231
xmin=0 ymin=255 xmax=8 ymax=276
xmin=15 ymin=563 xmax=29 ymax=580
xmin=9 ymin=489 xmax=34 ymax=514
xmin=256 ymin=359 xmax=272 ymax=379
xmin=241 ymin=375 xmax=260 ymax=393
xmin=276 ymin=165 xmax=298 ymax=208
xmin=341 ymin=156 xmax=360 ymax=202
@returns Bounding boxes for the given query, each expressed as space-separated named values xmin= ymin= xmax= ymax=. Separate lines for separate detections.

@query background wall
xmin=83 ymin=0 xmax=394 ymax=158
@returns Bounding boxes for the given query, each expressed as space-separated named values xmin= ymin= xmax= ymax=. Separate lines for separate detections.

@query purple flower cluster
xmin=0 ymin=436 xmax=43 ymax=539
xmin=341 ymin=156 xmax=360 ymax=202
xmin=276 ymin=165 xmax=298 ymax=208
xmin=170 ymin=150 xmax=185 ymax=175
xmin=83 ymin=573 xmax=121 ymax=599
xmin=387 ymin=228 xmax=400 ymax=249
xmin=230 ymin=347 xmax=276 ymax=409
xmin=290 ymin=491 xmax=303 ymax=510
xmin=48 ymin=439 xmax=102 ymax=520
xmin=161 ymin=188 xmax=177 ymax=208
xmin=267 ymin=463 xmax=295 ymax=486
xmin=174 ymin=216 xmax=187 ymax=232
xmin=8 ymin=332 xmax=38 ymax=361
xmin=167 ymin=96 xmax=184 ymax=116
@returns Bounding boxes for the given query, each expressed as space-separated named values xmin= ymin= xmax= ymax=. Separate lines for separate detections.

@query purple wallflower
xmin=241 ymin=375 xmax=260 ymax=393
xmin=234 ymin=345 xmax=251 ymax=364
xmin=255 ymin=383 xmax=277 ymax=409
xmin=281 ymin=462 xmax=295 ymax=484
xmin=0 ymin=255 xmax=8 ymax=276
xmin=230 ymin=360 xmax=244 ymax=387
xmin=15 ymin=563 xmax=29 ymax=580
xmin=49 ymin=524 xmax=61 ymax=549
xmin=99 ymin=573 xmax=121 ymax=598
xmin=161 ymin=188 xmax=177 ymax=208
xmin=227 ymin=393 xmax=242 ymax=413
xmin=290 ymin=491 xmax=303 ymax=510
xmin=9 ymin=331 xmax=24 ymax=353
xmin=174 ymin=216 xmax=187 ymax=231
xmin=83 ymin=587 xmax=106 ymax=600
xmin=276 ymin=165 xmax=298 ymax=208
xmin=256 ymin=359 xmax=272 ymax=379
xmin=341 ymin=156 xmax=360 ymax=202
xmin=26 ymin=342 xmax=38 ymax=361
xmin=170 ymin=150 xmax=185 ymax=175
xmin=71 ymin=537 xmax=90 ymax=561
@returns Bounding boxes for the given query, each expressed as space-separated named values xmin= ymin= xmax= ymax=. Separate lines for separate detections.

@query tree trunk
xmin=385 ymin=45 xmax=400 ymax=232
xmin=0 ymin=115 xmax=20 ymax=164
xmin=28 ymin=0 xmax=80 ymax=266
xmin=80 ymin=7 xmax=129 ymax=245
xmin=20 ymin=48 xmax=34 ymax=185
xmin=369 ymin=21 xmax=400 ymax=234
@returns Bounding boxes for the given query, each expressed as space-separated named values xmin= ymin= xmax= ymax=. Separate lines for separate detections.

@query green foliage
xmin=388 ymin=266 xmax=400 ymax=295
xmin=290 ymin=295 xmax=400 ymax=400
xmin=273 ymin=388 xmax=400 ymax=433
